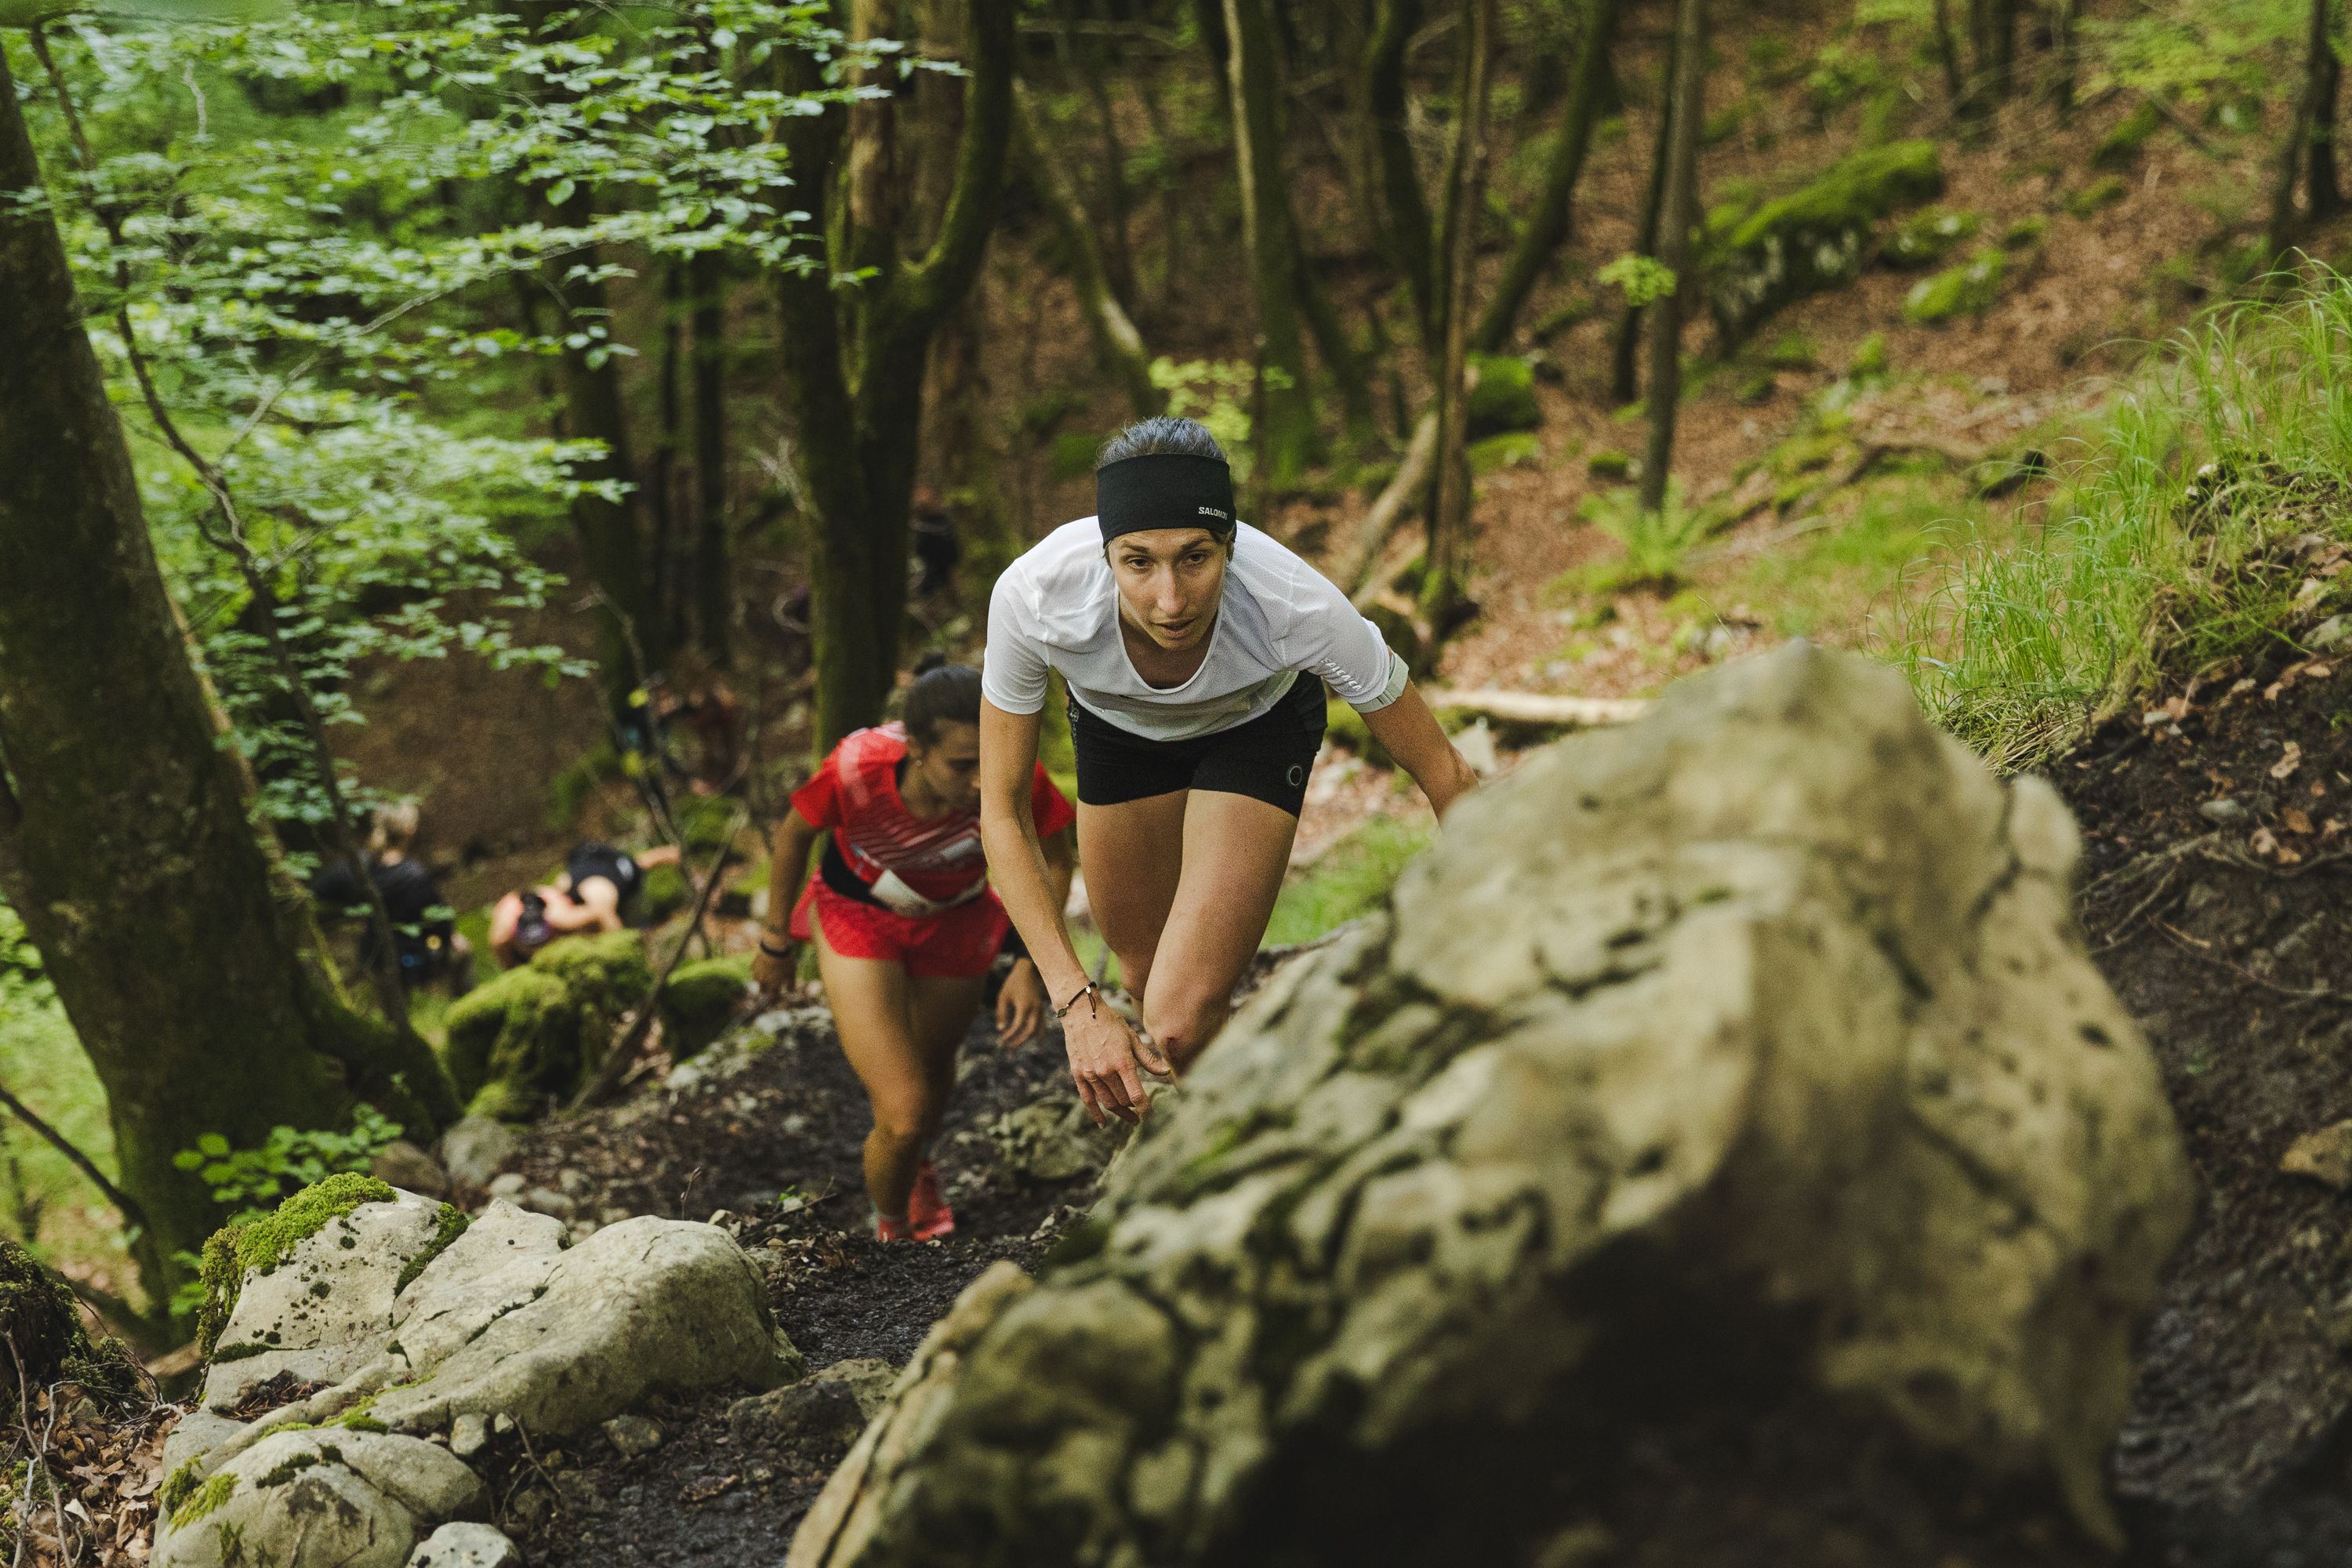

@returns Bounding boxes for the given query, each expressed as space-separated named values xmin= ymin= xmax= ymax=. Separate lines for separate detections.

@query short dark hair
xmin=1097 ymin=416 xmax=1226 ymax=469
xmin=902 ymin=654 xmax=982 ymax=744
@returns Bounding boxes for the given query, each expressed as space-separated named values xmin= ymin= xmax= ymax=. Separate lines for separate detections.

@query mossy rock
xmin=439 ymin=931 xmax=652 ymax=1121
xmin=2093 ymin=100 xmax=2161 ymax=170
xmin=1 ymin=1240 xmax=138 ymax=1399
xmin=1881 ymin=207 xmax=1980 ymax=270
xmin=1706 ymin=139 xmax=1944 ymax=343
xmin=657 ymin=955 xmax=756 ymax=1062
xmin=1903 ymin=246 xmax=2009 ymax=325
xmin=1587 ymin=448 xmax=1633 ymax=481
xmin=1468 ymin=431 xmax=1541 ymax=474
xmin=194 ymin=1173 xmax=398 ymax=1359
xmin=1847 ymin=332 xmax=1889 ymax=379
xmin=2064 ymin=176 xmax=2129 ymax=218
xmin=1466 ymin=354 xmax=1541 ymax=437
xmin=639 ymin=860 xmax=691 ymax=923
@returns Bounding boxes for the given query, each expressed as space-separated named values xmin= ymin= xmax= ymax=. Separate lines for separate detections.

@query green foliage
xmin=1904 ymin=248 xmax=2009 ymax=323
xmin=1885 ymin=275 xmax=2352 ymax=769
xmin=2065 ymin=176 xmax=2132 ymax=217
xmin=1048 ymin=431 xmax=1102 ymax=483
xmin=2094 ymin=100 xmax=2165 ymax=169
xmin=1803 ymin=41 xmax=1886 ymax=118
xmin=0 ymin=906 xmax=122 ymax=1283
xmin=1147 ymin=358 xmax=1264 ymax=479
xmin=191 ymin=1172 xmax=397 ymax=1356
xmin=1598 ymin=253 xmax=1679 ymax=307
xmin=2000 ymin=216 xmax=2050 ymax=250
xmin=545 ymin=747 xmax=621 ymax=835
xmin=1587 ymin=448 xmax=1634 ymax=481
xmin=171 ymin=1106 xmax=402 ymax=1212
xmin=1577 ymin=481 xmax=1718 ymax=593
xmin=1263 ymin=818 xmax=1434 ymax=949
xmin=1762 ymin=332 xmax=1819 ymax=371
xmin=1466 ymin=354 xmax=1541 ymax=437
xmin=1882 ymin=208 xmax=1982 ymax=270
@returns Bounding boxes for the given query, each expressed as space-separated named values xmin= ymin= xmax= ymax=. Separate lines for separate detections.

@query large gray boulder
xmin=787 ymin=644 xmax=2195 ymax=1568
xmin=153 ymin=1428 xmax=485 ymax=1568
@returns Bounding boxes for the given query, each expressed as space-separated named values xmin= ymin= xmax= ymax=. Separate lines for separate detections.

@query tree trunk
xmin=1638 ymin=0 xmax=1705 ymax=517
xmin=691 ymin=249 xmax=731 ymax=663
xmin=0 ymin=49 xmax=437 ymax=1312
xmin=2045 ymin=0 xmax=2075 ymax=119
xmin=1291 ymin=201 xmax=1381 ymax=452
xmin=2312 ymin=0 xmax=2343 ymax=221
xmin=1225 ymin=0 xmax=1320 ymax=488
xmin=1366 ymin=0 xmax=1436 ymax=341
xmin=776 ymin=0 xmax=1015 ymax=747
xmin=1610 ymin=62 xmax=1676 ymax=405
xmin=1471 ymin=0 xmax=1621 ymax=353
xmin=2270 ymin=20 xmax=2325 ymax=264
xmin=1422 ymin=0 xmax=1496 ymax=625
xmin=1015 ymin=87 xmax=1164 ymax=418
xmin=1931 ymin=0 xmax=1965 ymax=107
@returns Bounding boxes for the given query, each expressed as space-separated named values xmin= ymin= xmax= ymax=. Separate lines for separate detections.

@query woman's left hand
xmin=996 ymin=960 xmax=1050 ymax=1048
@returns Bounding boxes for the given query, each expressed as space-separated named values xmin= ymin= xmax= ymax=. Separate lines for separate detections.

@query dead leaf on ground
xmin=2285 ymin=808 xmax=2316 ymax=835
xmin=2273 ymin=742 xmax=2304 ymax=781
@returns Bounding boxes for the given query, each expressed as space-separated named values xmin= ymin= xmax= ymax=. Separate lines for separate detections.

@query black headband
xmin=1095 ymin=452 xmax=1236 ymax=544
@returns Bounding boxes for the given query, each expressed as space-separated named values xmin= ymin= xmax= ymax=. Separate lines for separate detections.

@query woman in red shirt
xmin=753 ymin=661 xmax=1076 ymax=1242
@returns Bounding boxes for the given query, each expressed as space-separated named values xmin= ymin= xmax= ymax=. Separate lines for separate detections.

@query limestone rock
xmin=372 ymin=1141 xmax=452 ymax=1199
xmin=2281 ymin=1120 xmax=2352 ymax=1190
xmin=406 ymin=1522 xmax=521 ymax=1568
xmin=986 ymin=1092 xmax=1123 ymax=1185
xmin=786 ymin=644 xmax=2194 ymax=1568
xmin=198 ymin=1185 xmax=452 ymax=1416
xmin=371 ymin=1214 xmax=800 ymax=1437
xmin=439 ymin=1117 xmax=520 ymax=1192
xmin=817 ymin=1358 xmax=902 ymax=1421
xmin=154 ymin=1428 xmax=485 ymax=1568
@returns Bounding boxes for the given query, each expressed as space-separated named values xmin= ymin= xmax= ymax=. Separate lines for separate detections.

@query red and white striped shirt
xmin=789 ymin=723 xmax=1074 ymax=904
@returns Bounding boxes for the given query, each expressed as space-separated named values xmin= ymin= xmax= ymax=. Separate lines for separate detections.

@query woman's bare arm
xmin=1363 ymin=684 xmax=1479 ymax=819
xmin=978 ymin=702 xmax=1088 ymax=1007
xmin=753 ymin=810 xmax=822 ymax=993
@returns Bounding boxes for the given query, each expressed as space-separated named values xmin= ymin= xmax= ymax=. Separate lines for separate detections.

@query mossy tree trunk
xmin=0 ymin=47 xmax=450 ymax=1317
xmin=1637 ymin=0 xmax=1706 ymax=517
xmin=1015 ymin=85 xmax=1163 ymax=419
xmin=1366 ymin=0 xmax=1436 ymax=342
xmin=775 ymin=0 xmax=1014 ymax=747
xmin=1610 ymin=42 xmax=1677 ymax=405
xmin=1223 ymin=0 xmax=1319 ymax=490
xmin=1470 ymin=0 xmax=1622 ymax=354
xmin=2310 ymin=0 xmax=2345 ymax=223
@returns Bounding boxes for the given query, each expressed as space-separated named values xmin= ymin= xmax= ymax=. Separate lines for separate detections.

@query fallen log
xmin=1420 ymin=686 xmax=1650 ymax=728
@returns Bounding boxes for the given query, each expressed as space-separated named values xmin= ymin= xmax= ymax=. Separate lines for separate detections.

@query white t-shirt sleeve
xmin=981 ymin=567 xmax=1051 ymax=715
xmin=1281 ymin=557 xmax=1410 ymax=713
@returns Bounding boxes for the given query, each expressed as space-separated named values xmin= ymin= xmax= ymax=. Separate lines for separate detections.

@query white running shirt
xmin=982 ymin=518 xmax=1410 ymax=742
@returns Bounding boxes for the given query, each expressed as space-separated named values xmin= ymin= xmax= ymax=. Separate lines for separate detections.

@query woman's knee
xmin=868 ymin=1090 xmax=935 ymax=1146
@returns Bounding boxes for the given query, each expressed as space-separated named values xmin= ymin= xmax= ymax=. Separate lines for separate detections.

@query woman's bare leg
xmin=1138 ymin=790 xmax=1299 ymax=1069
xmin=1074 ymin=789 xmax=1190 ymax=1002
xmin=906 ymin=974 xmax=988 ymax=1143
xmin=811 ymin=916 xmax=932 ymax=1219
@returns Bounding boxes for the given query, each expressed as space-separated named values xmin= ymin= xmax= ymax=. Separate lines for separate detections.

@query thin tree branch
xmin=0 ymin=1078 xmax=148 ymax=1243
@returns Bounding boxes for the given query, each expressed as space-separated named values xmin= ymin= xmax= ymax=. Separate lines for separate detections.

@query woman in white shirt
xmin=978 ymin=416 xmax=1478 ymax=1127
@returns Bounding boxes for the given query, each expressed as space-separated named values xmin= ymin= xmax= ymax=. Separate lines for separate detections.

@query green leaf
xmin=198 ymin=1133 xmax=230 ymax=1157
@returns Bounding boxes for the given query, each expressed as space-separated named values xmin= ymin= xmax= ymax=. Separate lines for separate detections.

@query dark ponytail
xmin=902 ymin=655 xmax=982 ymax=745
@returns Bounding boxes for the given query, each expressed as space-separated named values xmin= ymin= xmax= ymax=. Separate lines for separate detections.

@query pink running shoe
xmin=908 ymin=1160 xmax=956 ymax=1241
xmin=875 ymin=1212 xmax=913 ymax=1243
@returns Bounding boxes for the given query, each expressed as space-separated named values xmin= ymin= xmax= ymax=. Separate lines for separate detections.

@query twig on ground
xmin=2158 ymin=923 xmax=2350 ymax=1003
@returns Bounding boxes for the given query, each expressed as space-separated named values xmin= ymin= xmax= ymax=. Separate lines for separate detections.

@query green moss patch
xmin=0 ymin=1240 xmax=137 ymax=1399
xmin=395 ymin=1203 xmax=470 ymax=1296
xmin=1904 ymin=247 xmax=2009 ymax=324
xmin=1707 ymin=140 xmax=1944 ymax=343
xmin=2093 ymin=100 xmax=2161 ymax=170
xmin=195 ymin=1173 xmax=397 ymax=1358
xmin=657 ymin=955 xmax=756 ymax=1062
xmin=1882 ymin=207 xmax=1980 ymax=270
xmin=2064 ymin=176 xmax=2129 ymax=218
xmin=441 ymin=930 xmax=651 ymax=1120
xmin=172 ymin=1472 xmax=238 ymax=1526
xmin=1466 ymin=354 xmax=1541 ymax=437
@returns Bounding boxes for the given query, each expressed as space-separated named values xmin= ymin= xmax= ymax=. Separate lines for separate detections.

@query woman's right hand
xmin=1062 ymin=998 xmax=1174 ymax=1127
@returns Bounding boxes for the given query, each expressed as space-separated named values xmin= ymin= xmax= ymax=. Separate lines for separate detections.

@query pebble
xmin=524 ymin=1187 xmax=575 ymax=1219
xmin=405 ymin=1523 xmax=522 ymax=1568
xmin=602 ymin=1414 xmax=664 ymax=1457
xmin=2198 ymin=798 xmax=2247 ymax=825
xmin=450 ymin=1413 xmax=490 ymax=1459
xmin=486 ymin=1173 xmax=527 ymax=1200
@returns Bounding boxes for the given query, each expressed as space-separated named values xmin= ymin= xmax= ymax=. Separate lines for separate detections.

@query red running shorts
xmin=788 ymin=880 xmax=1010 ymax=979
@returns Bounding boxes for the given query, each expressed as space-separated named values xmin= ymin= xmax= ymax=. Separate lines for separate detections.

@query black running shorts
xmin=1068 ymin=673 xmax=1328 ymax=816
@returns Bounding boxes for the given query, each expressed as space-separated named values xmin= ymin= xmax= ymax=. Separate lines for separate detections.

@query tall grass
xmin=1884 ymin=275 xmax=2352 ymax=771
